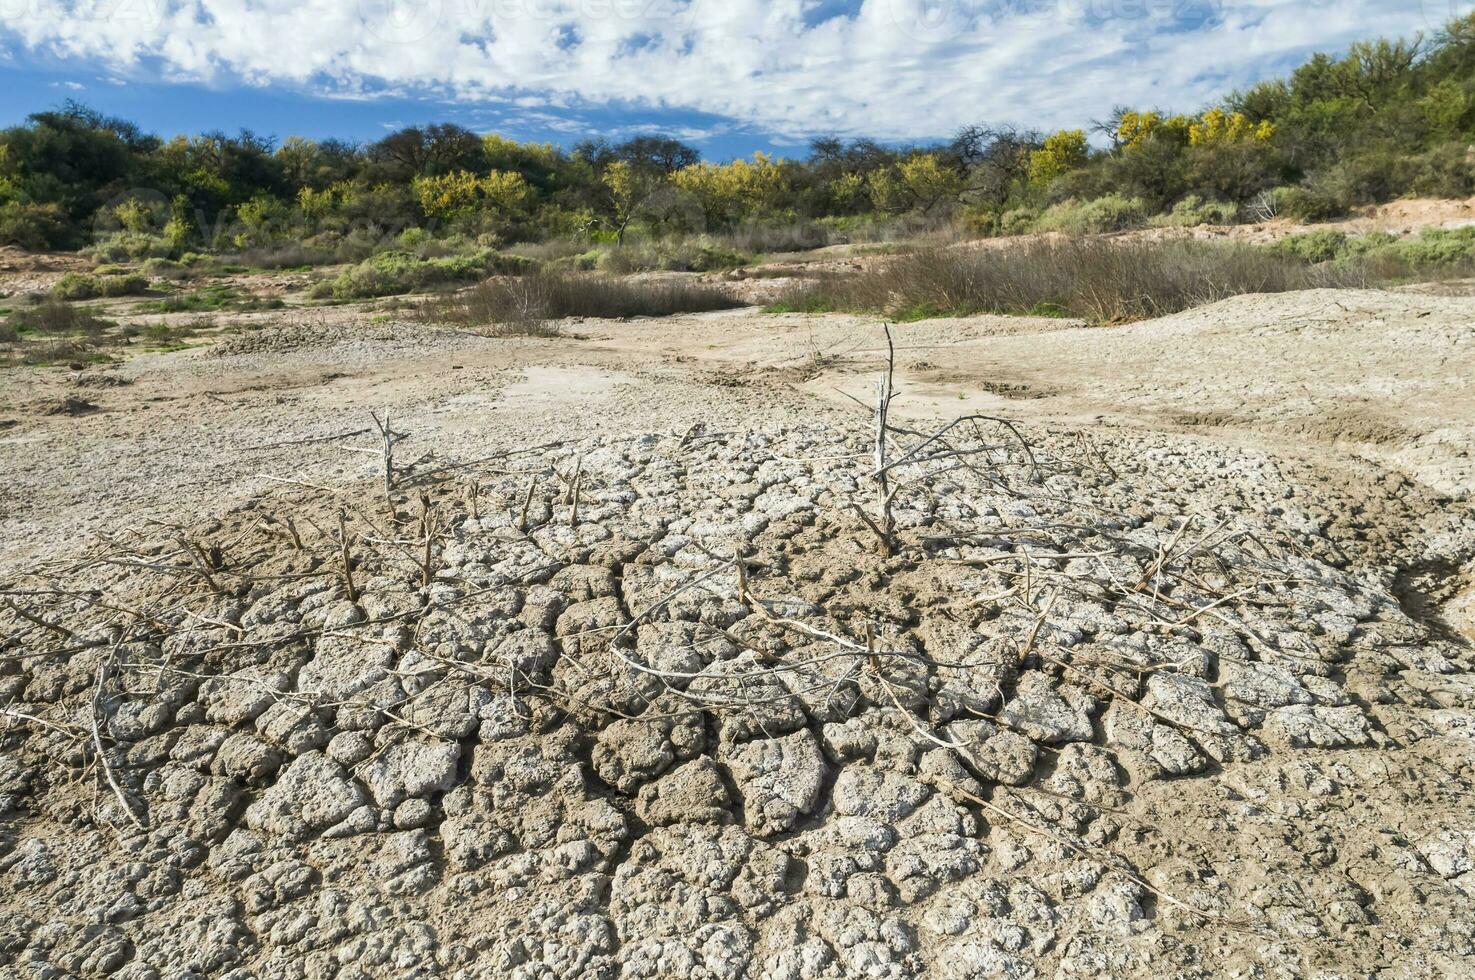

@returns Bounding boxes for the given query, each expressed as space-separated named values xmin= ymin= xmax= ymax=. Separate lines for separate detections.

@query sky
xmin=0 ymin=0 xmax=1469 ymax=158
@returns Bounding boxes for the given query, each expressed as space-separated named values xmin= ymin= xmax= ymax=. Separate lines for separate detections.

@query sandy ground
xmin=2 ymin=286 xmax=1471 ymax=566
xmin=3 ymin=257 xmax=1475 ymax=977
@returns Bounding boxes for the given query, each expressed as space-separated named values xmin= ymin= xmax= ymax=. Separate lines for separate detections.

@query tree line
xmin=1 ymin=12 xmax=1472 ymax=255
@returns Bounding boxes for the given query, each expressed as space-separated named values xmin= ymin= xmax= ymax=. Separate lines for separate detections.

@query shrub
xmin=1276 ymin=186 xmax=1347 ymax=222
xmin=763 ymin=238 xmax=1360 ymax=324
xmin=322 ymin=249 xmax=533 ymax=300
xmin=100 ymin=273 xmax=150 ymax=297
xmin=1150 ymin=195 xmax=1240 ymax=228
xmin=1385 ymin=225 xmax=1475 ymax=266
xmin=1274 ymin=226 xmax=1475 ymax=272
xmin=959 ymin=207 xmax=1001 ymax=237
xmin=52 ymin=273 xmax=101 ymax=300
xmin=1273 ymin=230 xmax=1350 ymax=263
xmin=1409 ymin=144 xmax=1475 ymax=198
xmin=419 ymin=268 xmax=742 ymax=331
xmin=53 ymin=272 xmax=153 ymax=300
xmin=86 ymin=232 xmax=174 ymax=262
xmin=141 ymin=258 xmax=190 ymax=280
xmin=999 ymin=208 xmax=1041 ymax=236
xmin=589 ymin=237 xmax=752 ymax=275
xmin=7 ymin=300 xmax=115 ymax=335
xmin=0 ymin=201 xmax=69 ymax=249
xmin=1032 ymin=194 xmax=1149 ymax=235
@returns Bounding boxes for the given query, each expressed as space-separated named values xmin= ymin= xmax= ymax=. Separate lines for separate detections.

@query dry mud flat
xmin=2 ymin=406 xmax=1475 ymax=978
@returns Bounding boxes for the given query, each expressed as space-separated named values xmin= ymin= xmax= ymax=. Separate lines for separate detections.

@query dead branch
xmin=337 ymin=511 xmax=359 ymax=603
xmin=91 ymin=646 xmax=146 ymax=830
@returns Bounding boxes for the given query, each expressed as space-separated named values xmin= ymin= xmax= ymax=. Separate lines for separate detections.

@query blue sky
xmin=0 ymin=1 xmax=1469 ymax=159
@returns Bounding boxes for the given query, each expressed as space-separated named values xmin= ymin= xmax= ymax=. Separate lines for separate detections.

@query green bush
xmin=1032 ymin=194 xmax=1149 ymax=235
xmin=1409 ymin=144 xmax=1475 ymax=199
xmin=999 ymin=208 xmax=1041 ymax=236
xmin=1273 ymin=230 xmax=1350 ymax=263
xmin=1150 ymin=195 xmax=1240 ymax=228
xmin=101 ymin=273 xmax=150 ymax=297
xmin=1274 ymin=226 xmax=1475 ymax=270
xmin=52 ymin=271 xmax=151 ymax=300
xmin=1385 ymin=225 xmax=1475 ymax=265
xmin=141 ymin=257 xmax=189 ymax=280
xmin=86 ymin=231 xmax=175 ymax=263
xmin=1276 ymin=186 xmax=1347 ymax=222
xmin=0 ymin=201 xmax=70 ymax=249
xmin=7 ymin=299 xmax=115 ymax=335
xmin=140 ymin=284 xmax=283 ymax=313
xmin=959 ymin=207 xmax=1001 ymax=237
xmin=320 ymin=249 xmax=533 ymax=300
xmin=51 ymin=273 xmax=101 ymax=300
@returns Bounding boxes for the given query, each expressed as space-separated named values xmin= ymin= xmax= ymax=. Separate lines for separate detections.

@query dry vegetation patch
xmin=765 ymin=238 xmax=1386 ymax=323
xmin=418 ymin=267 xmax=744 ymax=335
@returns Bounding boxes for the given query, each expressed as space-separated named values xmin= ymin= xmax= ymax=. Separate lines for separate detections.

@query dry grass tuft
xmin=765 ymin=238 xmax=1380 ymax=324
xmin=419 ymin=268 xmax=742 ymax=335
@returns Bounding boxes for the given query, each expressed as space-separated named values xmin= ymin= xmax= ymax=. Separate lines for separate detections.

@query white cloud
xmin=0 ymin=0 xmax=1468 ymax=137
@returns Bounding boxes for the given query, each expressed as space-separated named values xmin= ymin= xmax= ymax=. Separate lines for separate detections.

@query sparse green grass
xmin=138 ymin=284 xmax=284 ymax=313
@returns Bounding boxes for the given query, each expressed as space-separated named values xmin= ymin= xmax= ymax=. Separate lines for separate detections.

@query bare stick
xmin=3 ymin=707 xmax=86 ymax=740
xmin=925 ymin=773 xmax=1239 ymax=929
xmin=178 ymin=536 xmax=223 ymax=594
xmin=92 ymin=648 xmax=145 ymax=829
xmin=282 ymin=515 xmax=303 ymax=550
xmin=369 ymin=410 xmax=400 ymax=512
xmin=337 ymin=511 xmax=359 ymax=603
xmin=864 ymin=323 xmax=897 ymax=556
xmin=570 ymin=468 xmax=583 ymax=528
xmin=518 ymin=477 xmax=537 ymax=533
xmin=418 ymin=494 xmax=436 ymax=588
xmin=561 ymin=459 xmax=583 ymax=506
xmin=3 ymin=598 xmax=74 ymax=639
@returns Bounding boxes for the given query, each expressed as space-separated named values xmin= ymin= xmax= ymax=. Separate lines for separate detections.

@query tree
xmin=951 ymin=125 xmax=1041 ymax=209
xmin=412 ymin=170 xmax=483 ymax=220
xmin=601 ymin=161 xmax=667 ymax=244
xmin=869 ymin=153 xmax=964 ymax=214
xmin=672 ymin=153 xmax=787 ymax=227
xmin=370 ymin=124 xmax=487 ymax=180
xmin=1188 ymin=108 xmax=1275 ymax=146
xmin=1029 ymin=130 xmax=1089 ymax=186
xmin=613 ymin=135 xmax=700 ymax=175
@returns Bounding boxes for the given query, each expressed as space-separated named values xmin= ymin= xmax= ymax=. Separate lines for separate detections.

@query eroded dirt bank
xmin=2 ymin=290 xmax=1475 ymax=978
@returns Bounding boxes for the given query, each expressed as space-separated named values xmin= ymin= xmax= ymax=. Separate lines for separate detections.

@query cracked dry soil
xmin=2 ymin=294 xmax=1475 ymax=979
